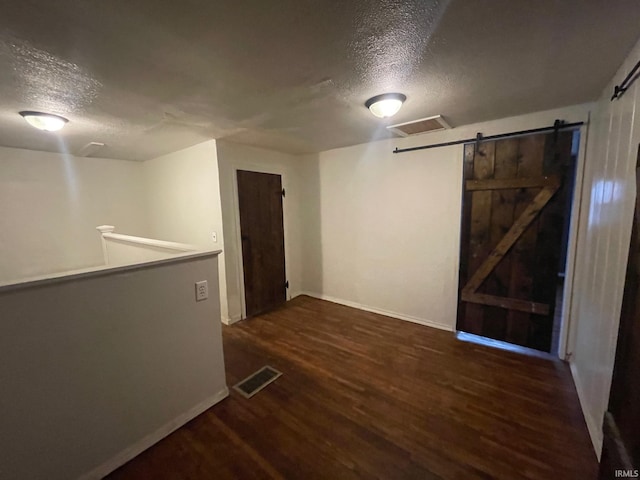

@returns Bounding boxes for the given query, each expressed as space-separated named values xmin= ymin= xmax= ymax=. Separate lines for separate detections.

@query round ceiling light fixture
xmin=365 ymin=93 xmax=406 ymax=119
xmin=19 ymin=111 xmax=69 ymax=132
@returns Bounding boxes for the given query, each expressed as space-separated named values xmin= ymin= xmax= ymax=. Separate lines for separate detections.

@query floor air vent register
xmin=232 ymin=366 xmax=282 ymax=398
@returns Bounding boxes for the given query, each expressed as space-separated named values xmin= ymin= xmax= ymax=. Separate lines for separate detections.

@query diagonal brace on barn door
xmin=461 ymin=176 xmax=561 ymax=315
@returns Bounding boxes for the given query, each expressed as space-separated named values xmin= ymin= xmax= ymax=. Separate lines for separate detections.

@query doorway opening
xmin=456 ymin=129 xmax=580 ymax=354
xmin=236 ymin=170 xmax=287 ymax=318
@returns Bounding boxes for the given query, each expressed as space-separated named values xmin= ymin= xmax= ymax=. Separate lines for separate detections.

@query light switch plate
xmin=195 ymin=280 xmax=208 ymax=301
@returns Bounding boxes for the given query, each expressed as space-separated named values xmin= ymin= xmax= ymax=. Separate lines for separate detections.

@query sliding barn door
xmin=457 ymin=132 xmax=574 ymax=352
xmin=237 ymin=170 xmax=287 ymax=318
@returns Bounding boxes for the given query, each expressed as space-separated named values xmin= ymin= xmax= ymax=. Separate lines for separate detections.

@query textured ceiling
xmin=1 ymin=0 xmax=639 ymax=160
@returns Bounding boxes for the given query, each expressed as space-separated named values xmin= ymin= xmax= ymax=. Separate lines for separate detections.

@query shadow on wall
xmin=216 ymin=146 xmax=244 ymax=322
xmin=299 ymin=154 xmax=323 ymax=295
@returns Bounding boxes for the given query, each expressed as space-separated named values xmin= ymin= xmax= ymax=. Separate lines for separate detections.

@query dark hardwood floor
xmin=107 ymin=295 xmax=597 ymax=479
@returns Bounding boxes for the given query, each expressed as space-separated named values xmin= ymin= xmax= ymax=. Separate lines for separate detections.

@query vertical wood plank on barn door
xmin=531 ymin=131 xmax=574 ymax=351
xmin=484 ymin=138 xmax=519 ymax=340
xmin=457 ymin=145 xmax=475 ymax=330
xmin=457 ymin=131 xmax=573 ymax=351
xmin=505 ymin=135 xmax=545 ymax=346
xmin=237 ymin=170 xmax=287 ymax=318
xmin=466 ymin=141 xmax=496 ymax=334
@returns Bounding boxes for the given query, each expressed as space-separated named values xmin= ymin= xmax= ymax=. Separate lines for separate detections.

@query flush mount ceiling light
xmin=365 ymin=93 xmax=407 ymax=119
xmin=19 ymin=111 xmax=69 ymax=132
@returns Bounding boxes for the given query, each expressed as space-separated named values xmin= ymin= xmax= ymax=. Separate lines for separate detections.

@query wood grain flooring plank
xmin=107 ymin=296 xmax=597 ymax=480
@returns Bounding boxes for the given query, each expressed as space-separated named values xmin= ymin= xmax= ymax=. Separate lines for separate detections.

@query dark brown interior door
xmin=457 ymin=131 xmax=574 ymax=351
xmin=237 ymin=170 xmax=287 ymax=317
xmin=599 ymin=146 xmax=640 ymax=479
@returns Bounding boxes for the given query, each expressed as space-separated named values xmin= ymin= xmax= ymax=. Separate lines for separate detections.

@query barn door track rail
xmin=392 ymin=120 xmax=584 ymax=154
xmin=611 ymin=58 xmax=640 ymax=101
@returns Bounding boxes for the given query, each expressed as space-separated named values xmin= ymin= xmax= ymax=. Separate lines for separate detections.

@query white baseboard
xmin=221 ymin=315 xmax=242 ymax=326
xmin=299 ymin=291 xmax=454 ymax=333
xmin=79 ymin=387 xmax=229 ymax=480
xmin=290 ymin=291 xmax=303 ymax=301
xmin=569 ymin=362 xmax=603 ymax=459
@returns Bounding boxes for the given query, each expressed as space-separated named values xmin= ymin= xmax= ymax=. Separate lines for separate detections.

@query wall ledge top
xmin=0 ymin=249 xmax=222 ymax=294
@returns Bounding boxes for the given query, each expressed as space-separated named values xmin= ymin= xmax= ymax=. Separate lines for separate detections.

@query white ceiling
xmin=1 ymin=0 xmax=639 ymax=161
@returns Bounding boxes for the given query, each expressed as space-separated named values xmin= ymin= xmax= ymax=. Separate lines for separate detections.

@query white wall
xmin=0 ymin=252 xmax=227 ymax=480
xmin=216 ymin=141 xmax=304 ymax=323
xmin=568 ymin=38 xmax=640 ymax=456
xmin=304 ymin=104 xmax=593 ymax=331
xmin=143 ymin=140 xmax=229 ymax=321
xmin=0 ymin=146 xmax=149 ymax=282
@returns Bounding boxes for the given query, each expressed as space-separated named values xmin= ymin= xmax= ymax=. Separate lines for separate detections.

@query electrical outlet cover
xmin=195 ymin=280 xmax=208 ymax=301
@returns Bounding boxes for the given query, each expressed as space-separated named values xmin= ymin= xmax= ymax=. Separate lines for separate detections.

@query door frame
xmin=231 ymin=162 xmax=292 ymax=320
xmin=558 ymin=122 xmax=589 ymax=360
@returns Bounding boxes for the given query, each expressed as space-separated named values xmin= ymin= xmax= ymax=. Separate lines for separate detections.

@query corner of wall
xmin=300 ymin=291 xmax=455 ymax=333
xmin=141 ymin=139 xmax=229 ymax=322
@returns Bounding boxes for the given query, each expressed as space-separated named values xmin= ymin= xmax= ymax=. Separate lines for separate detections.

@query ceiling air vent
xmin=386 ymin=115 xmax=451 ymax=137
